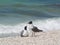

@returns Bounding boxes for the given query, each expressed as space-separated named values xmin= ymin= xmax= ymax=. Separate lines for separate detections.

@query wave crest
xmin=0 ymin=18 xmax=60 ymax=34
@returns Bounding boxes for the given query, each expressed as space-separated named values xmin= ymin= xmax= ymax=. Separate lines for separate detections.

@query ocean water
xmin=0 ymin=0 xmax=60 ymax=37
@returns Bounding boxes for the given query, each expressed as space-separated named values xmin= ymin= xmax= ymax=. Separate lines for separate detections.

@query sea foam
xmin=0 ymin=18 xmax=60 ymax=34
xmin=34 ymin=18 xmax=60 ymax=31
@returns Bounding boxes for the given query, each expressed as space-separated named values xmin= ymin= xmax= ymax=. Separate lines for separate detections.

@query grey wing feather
xmin=21 ymin=30 xmax=24 ymax=37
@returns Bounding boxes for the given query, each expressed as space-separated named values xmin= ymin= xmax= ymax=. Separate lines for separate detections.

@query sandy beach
xmin=0 ymin=30 xmax=60 ymax=45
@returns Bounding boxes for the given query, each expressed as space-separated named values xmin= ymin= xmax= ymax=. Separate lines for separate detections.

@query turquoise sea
xmin=0 ymin=0 xmax=60 ymax=37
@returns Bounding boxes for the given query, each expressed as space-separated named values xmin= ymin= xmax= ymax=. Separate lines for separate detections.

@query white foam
xmin=0 ymin=23 xmax=26 ymax=34
xmin=33 ymin=18 xmax=60 ymax=31
xmin=0 ymin=18 xmax=60 ymax=34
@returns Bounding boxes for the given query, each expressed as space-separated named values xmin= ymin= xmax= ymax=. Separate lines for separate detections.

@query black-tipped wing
xmin=32 ymin=26 xmax=43 ymax=32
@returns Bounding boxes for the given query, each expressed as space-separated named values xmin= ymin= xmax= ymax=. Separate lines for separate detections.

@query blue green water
xmin=0 ymin=0 xmax=60 ymax=37
xmin=0 ymin=3 xmax=60 ymax=25
xmin=0 ymin=0 xmax=60 ymax=4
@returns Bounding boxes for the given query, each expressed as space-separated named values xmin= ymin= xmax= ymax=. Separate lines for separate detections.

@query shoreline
xmin=0 ymin=30 xmax=60 ymax=45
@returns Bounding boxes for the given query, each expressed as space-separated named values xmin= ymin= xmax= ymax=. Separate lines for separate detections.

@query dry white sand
xmin=0 ymin=30 xmax=60 ymax=45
